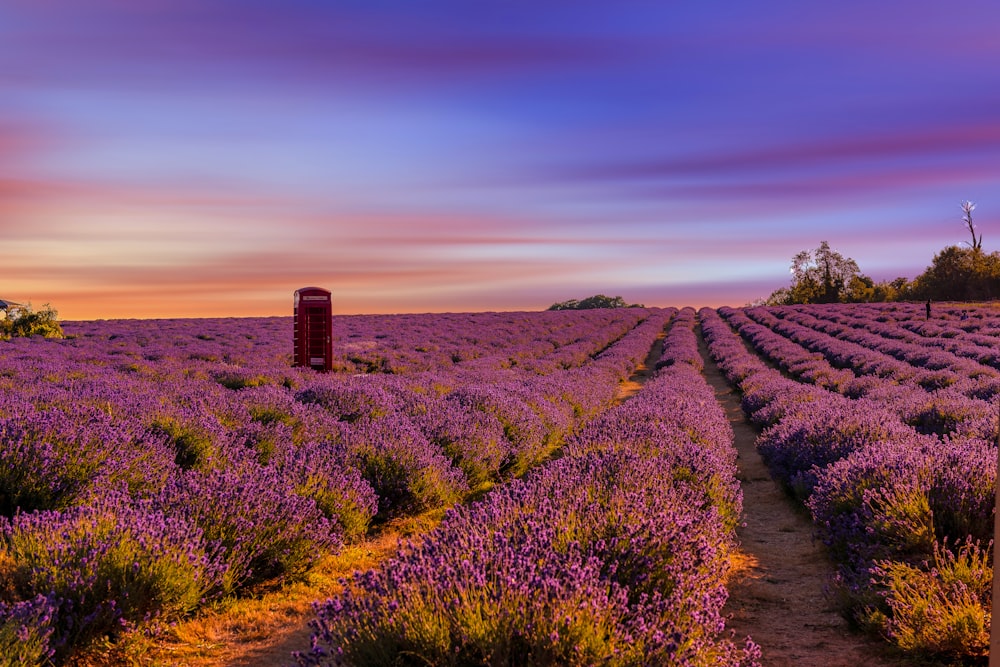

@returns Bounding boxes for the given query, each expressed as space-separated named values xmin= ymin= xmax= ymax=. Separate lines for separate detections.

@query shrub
xmin=344 ymin=415 xmax=468 ymax=519
xmin=445 ymin=384 xmax=548 ymax=477
xmin=547 ymin=294 xmax=644 ymax=310
xmin=0 ymin=594 xmax=58 ymax=667
xmin=0 ymin=408 xmax=174 ymax=516
xmin=0 ymin=490 xmax=223 ymax=662
xmin=413 ymin=405 xmax=510 ymax=489
xmin=808 ymin=436 xmax=997 ymax=629
xmin=0 ymin=303 xmax=63 ymax=340
xmin=274 ymin=440 xmax=379 ymax=539
xmin=295 ymin=378 xmax=396 ymax=423
xmin=153 ymin=464 xmax=340 ymax=594
xmin=151 ymin=416 xmax=219 ymax=470
xmin=873 ymin=538 xmax=991 ymax=658
xmin=755 ymin=400 xmax=923 ymax=499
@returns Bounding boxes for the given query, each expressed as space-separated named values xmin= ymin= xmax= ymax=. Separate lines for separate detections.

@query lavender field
xmin=0 ymin=303 xmax=997 ymax=665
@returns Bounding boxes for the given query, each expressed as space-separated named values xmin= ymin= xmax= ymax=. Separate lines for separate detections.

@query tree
xmin=770 ymin=242 xmax=870 ymax=304
xmin=903 ymin=202 xmax=1000 ymax=301
xmin=909 ymin=245 xmax=1000 ymax=302
xmin=547 ymin=294 xmax=644 ymax=310
xmin=873 ymin=277 xmax=913 ymax=302
xmin=0 ymin=303 xmax=64 ymax=339
xmin=961 ymin=200 xmax=982 ymax=251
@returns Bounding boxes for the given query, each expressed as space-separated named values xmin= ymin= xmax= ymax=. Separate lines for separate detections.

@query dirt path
xmin=616 ymin=326 xmax=666 ymax=402
xmin=697 ymin=329 xmax=910 ymax=666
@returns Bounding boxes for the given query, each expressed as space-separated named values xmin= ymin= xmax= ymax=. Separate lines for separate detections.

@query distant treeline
xmin=767 ymin=242 xmax=1000 ymax=305
xmin=548 ymin=294 xmax=645 ymax=310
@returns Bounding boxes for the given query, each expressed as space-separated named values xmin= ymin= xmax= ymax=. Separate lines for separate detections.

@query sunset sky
xmin=3 ymin=1 xmax=1000 ymax=319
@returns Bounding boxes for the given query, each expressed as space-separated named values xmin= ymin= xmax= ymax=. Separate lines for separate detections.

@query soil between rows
xmin=698 ymin=328 xmax=911 ymax=666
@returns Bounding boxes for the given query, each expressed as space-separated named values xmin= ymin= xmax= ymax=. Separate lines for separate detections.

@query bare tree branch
xmin=961 ymin=200 xmax=981 ymax=250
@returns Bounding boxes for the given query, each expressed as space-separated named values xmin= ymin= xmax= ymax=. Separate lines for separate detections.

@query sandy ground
xmin=698 ymin=330 xmax=914 ymax=666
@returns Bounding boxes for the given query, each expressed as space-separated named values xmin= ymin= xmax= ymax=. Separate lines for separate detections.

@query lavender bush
xmin=300 ymin=452 xmax=757 ymax=667
xmin=754 ymin=399 xmax=924 ymax=498
xmin=152 ymin=464 xmax=339 ymax=594
xmin=273 ymin=439 xmax=379 ymax=539
xmin=872 ymin=538 xmax=991 ymax=658
xmin=342 ymin=414 xmax=469 ymax=519
xmin=0 ymin=594 xmax=58 ymax=666
xmin=0 ymin=407 xmax=174 ymax=515
xmin=0 ymin=489 xmax=224 ymax=661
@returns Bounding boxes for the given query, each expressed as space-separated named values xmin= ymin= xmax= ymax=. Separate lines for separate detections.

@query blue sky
xmin=2 ymin=1 xmax=999 ymax=318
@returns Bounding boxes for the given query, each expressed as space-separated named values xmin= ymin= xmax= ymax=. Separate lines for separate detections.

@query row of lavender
xmin=61 ymin=309 xmax=650 ymax=377
xmin=295 ymin=308 xmax=760 ymax=666
xmin=718 ymin=305 xmax=996 ymax=441
xmin=701 ymin=305 xmax=995 ymax=659
xmin=784 ymin=301 xmax=1000 ymax=373
xmin=0 ymin=308 xmax=669 ymax=665
xmin=742 ymin=304 xmax=999 ymax=435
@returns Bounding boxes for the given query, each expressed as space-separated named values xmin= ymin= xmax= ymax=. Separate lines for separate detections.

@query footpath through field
xmin=697 ymin=327 xmax=910 ymax=667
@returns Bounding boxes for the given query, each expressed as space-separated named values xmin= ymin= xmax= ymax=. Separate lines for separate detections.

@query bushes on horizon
xmin=908 ymin=245 xmax=1000 ymax=302
xmin=547 ymin=294 xmax=644 ymax=310
xmin=0 ymin=304 xmax=63 ymax=340
xmin=765 ymin=242 xmax=884 ymax=305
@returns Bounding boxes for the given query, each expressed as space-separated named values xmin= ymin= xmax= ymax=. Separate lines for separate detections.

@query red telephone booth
xmin=293 ymin=287 xmax=333 ymax=371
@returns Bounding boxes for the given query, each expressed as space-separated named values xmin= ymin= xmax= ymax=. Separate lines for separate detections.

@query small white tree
xmin=962 ymin=200 xmax=981 ymax=250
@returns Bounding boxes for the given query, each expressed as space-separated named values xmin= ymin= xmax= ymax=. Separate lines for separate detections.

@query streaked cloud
xmin=1 ymin=1 xmax=998 ymax=318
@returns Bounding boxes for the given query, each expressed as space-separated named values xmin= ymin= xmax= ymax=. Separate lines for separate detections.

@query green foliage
xmin=355 ymin=446 xmax=463 ymax=518
xmin=767 ymin=242 xmax=883 ymax=305
xmin=865 ymin=482 xmax=936 ymax=557
xmin=547 ymin=294 xmax=644 ymax=310
xmin=211 ymin=369 xmax=271 ymax=390
xmin=765 ymin=203 xmax=1000 ymax=304
xmin=907 ymin=245 xmax=1000 ymax=301
xmin=0 ymin=593 xmax=55 ymax=667
xmin=767 ymin=242 xmax=916 ymax=305
xmin=0 ymin=303 xmax=63 ymax=340
xmin=149 ymin=417 xmax=218 ymax=471
xmin=873 ymin=538 xmax=991 ymax=658
xmin=292 ymin=475 xmax=374 ymax=538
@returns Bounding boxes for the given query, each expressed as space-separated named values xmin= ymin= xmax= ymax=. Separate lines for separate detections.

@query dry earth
xmin=698 ymin=329 xmax=914 ymax=666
